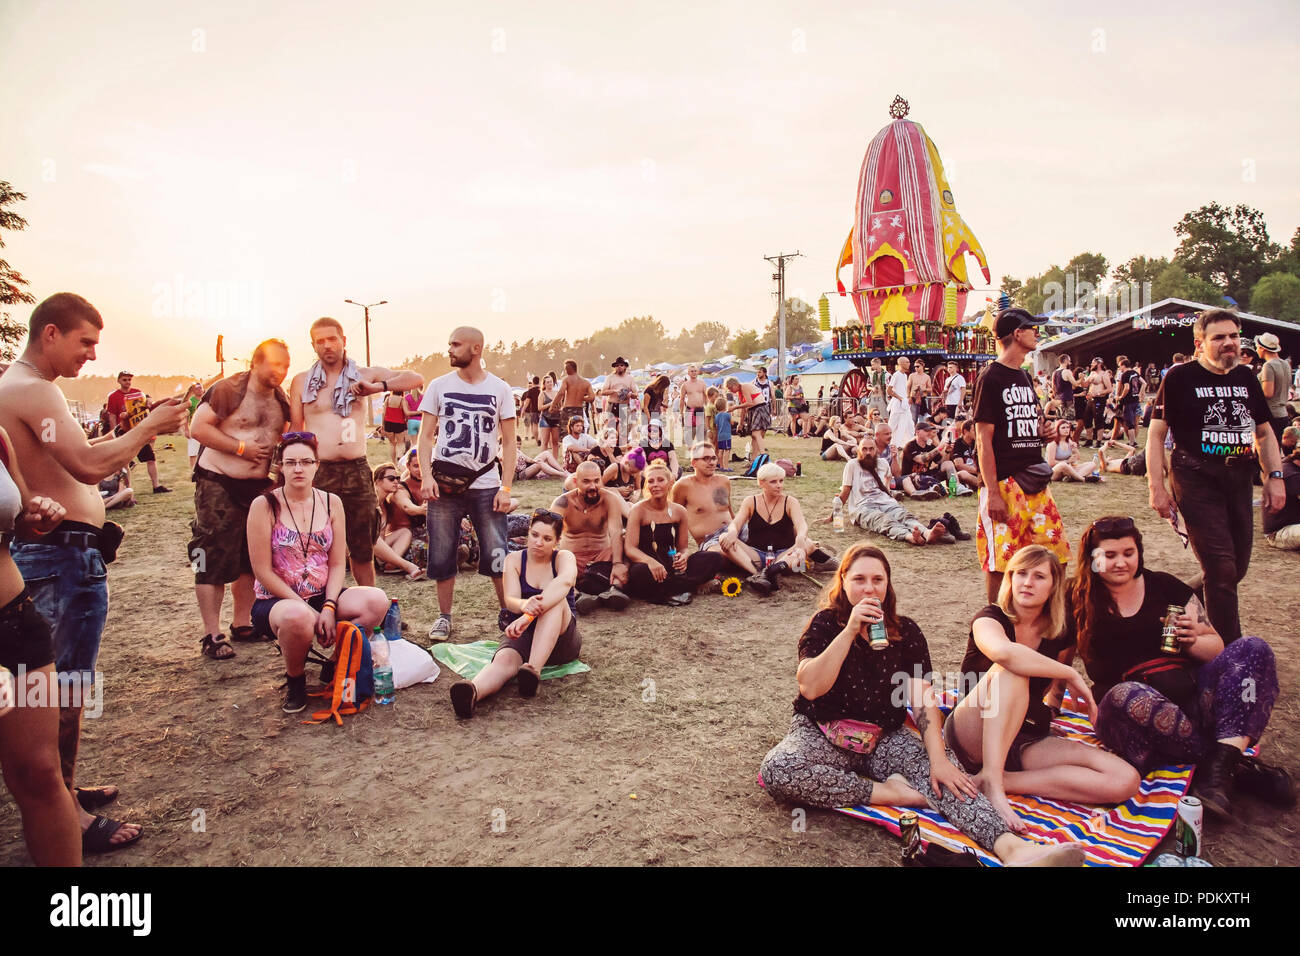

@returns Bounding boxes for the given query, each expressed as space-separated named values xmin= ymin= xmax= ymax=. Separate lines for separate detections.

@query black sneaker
xmin=667 ymin=592 xmax=692 ymax=607
xmin=1235 ymin=756 xmax=1296 ymax=807
xmin=746 ymin=573 xmax=774 ymax=596
xmin=282 ymin=674 xmax=308 ymax=715
xmin=575 ymin=593 xmax=602 ymax=616
xmin=152 ymin=485 xmax=173 ymax=494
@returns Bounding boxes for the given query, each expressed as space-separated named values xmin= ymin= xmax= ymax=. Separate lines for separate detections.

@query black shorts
xmin=944 ymin=707 xmax=1050 ymax=774
xmin=494 ymin=610 xmax=581 ymax=666
xmin=0 ymin=589 xmax=56 ymax=675
xmin=382 ymin=419 xmax=407 ymax=434
xmin=137 ymin=441 xmax=156 ymax=464
xmin=1073 ymin=396 xmax=1088 ymax=423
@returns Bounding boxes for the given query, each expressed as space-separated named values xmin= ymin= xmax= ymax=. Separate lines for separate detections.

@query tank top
xmin=254 ymin=490 xmax=333 ymax=600
xmin=637 ymin=517 xmax=679 ymax=566
xmin=1052 ymin=441 xmax=1073 ymax=462
xmin=0 ymin=458 xmax=21 ymax=534
xmin=746 ymin=495 xmax=795 ymax=553
xmin=519 ymin=551 xmax=577 ymax=615
xmin=605 ymin=463 xmax=631 ymax=488
xmin=383 ymin=396 xmax=406 ymax=425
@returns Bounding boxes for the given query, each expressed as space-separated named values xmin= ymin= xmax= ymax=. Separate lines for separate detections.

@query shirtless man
xmin=186 ymin=338 xmax=291 ymax=661
xmin=669 ymin=440 xmax=774 ymax=593
xmin=290 ymin=317 xmax=422 ymax=587
xmin=551 ymin=360 xmax=596 ymax=431
xmin=0 ymin=292 xmax=187 ymax=853
xmin=599 ymin=356 xmax=637 ymax=444
xmin=680 ymin=364 xmax=709 ymax=448
xmin=551 ymin=461 xmax=631 ymax=615
xmin=907 ymin=359 xmax=932 ymax=422
xmin=1082 ymin=357 xmax=1113 ymax=447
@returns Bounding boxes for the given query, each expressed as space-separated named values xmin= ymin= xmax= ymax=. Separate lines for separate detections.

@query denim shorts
xmin=426 ymin=486 xmax=507 ymax=581
xmin=10 ymin=541 xmax=109 ymax=688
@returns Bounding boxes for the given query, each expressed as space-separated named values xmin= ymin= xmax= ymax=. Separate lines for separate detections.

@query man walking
xmin=290 ymin=316 xmax=422 ymax=587
xmin=972 ymin=308 xmax=1070 ymax=602
xmin=1255 ymin=332 xmax=1292 ymax=444
xmin=1113 ymin=355 xmax=1142 ymax=444
xmin=418 ymin=327 xmax=517 ymax=640
xmin=0 ymin=292 xmax=187 ymax=852
xmin=1147 ymin=310 xmax=1286 ymax=642
xmin=599 ymin=357 xmax=636 ymax=444
xmin=105 ymin=371 xmax=171 ymax=493
xmin=187 ymin=339 xmax=291 ymax=661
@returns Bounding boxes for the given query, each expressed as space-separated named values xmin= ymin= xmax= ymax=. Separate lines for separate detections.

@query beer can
xmin=1151 ymin=853 xmax=1185 ymax=867
xmin=868 ymin=620 xmax=888 ymax=650
xmin=1161 ymin=605 xmax=1184 ymax=655
xmin=1175 ymin=796 xmax=1203 ymax=857
xmin=899 ymin=811 xmax=921 ymax=860
xmin=796 ymin=461 xmax=802 ymax=477
xmin=1185 ymin=856 xmax=1213 ymax=867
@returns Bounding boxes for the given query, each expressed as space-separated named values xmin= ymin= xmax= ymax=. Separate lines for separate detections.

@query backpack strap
xmin=304 ymin=621 xmax=371 ymax=725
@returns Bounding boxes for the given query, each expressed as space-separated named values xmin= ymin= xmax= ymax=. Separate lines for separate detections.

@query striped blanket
xmin=835 ymin=690 xmax=1194 ymax=867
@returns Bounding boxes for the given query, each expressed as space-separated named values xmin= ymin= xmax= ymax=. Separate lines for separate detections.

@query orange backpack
xmin=303 ymin=621 xmax=374 ymax=725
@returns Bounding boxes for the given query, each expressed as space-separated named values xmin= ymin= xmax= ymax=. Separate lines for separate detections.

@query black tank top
xmin=519 ymin=552 xmax=577 ymax=615
xmin=746 ymin=495 xmax=795 ymax=553
xmin=637 ymin=518 xmax=678 ymax=565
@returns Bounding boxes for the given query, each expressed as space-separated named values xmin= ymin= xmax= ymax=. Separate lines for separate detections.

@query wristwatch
xmin=1268 ymin=470 xmax=1283 ymax=480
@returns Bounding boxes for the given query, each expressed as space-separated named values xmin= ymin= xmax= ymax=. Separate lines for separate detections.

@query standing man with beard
xmin=418 ymin=327 xmax=517 ymax=641
xmin=680 ymin=365 xmax=709 ymax=448
xmin=0 ymin=292 xmax=187 ymax=853
xmin=187 ymin=338 xmax=292 ymax=661
xmin=1147 ymin=309 xmax=1286 ymax=643
xmin=551 ymin=461 xmax=631 ymax=614
xmin=290 ymin=317 xmax=422 ymax=587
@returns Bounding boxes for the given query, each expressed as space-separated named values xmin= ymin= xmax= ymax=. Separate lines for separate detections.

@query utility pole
xmin=763 ymin=251 xmax=802 ymax=395
xmin=344 ymin=298 xmax=387 ymax=424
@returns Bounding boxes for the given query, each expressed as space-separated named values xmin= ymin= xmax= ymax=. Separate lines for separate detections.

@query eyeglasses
xmin=282 ymin=458 xmax=318 ymax=470
xmin=1092 ymin=516 xmax=1136 ymax=536
xmin=694 ymin=455 xmax=718 ymax=462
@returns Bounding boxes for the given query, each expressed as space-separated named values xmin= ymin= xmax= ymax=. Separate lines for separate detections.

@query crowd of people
xmin=0 ymin=293 xmax=1296 ymax=866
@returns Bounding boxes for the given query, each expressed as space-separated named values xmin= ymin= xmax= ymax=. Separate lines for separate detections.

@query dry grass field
xmin=2 ymin=430 xmax=1295 ymax=866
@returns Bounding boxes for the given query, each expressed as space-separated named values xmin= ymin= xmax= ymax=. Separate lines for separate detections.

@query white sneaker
xmin=428 ymin=615 xmax=452 ymax=641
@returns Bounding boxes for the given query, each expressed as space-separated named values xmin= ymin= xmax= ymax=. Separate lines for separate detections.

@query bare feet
xmin=870 ymin=774 xmax=928 ymax=807
xmin=925 ymin=523 xmax=947 ymax=544
xmin=999 ymin=838 xmax=1086 ymax=867
xmin=909 ymin=526 xmax=927 ymax=545
xmin=973 ymin=772 xmax=1026 ymax=833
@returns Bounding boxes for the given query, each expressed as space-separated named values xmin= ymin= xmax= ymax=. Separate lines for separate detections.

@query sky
xmin=2 ymin=0 xmax=1298 ymax=376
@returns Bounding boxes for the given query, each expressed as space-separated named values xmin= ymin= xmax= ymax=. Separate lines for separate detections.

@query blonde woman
xmin=944 ymin=546 xmax=1140 ymax=832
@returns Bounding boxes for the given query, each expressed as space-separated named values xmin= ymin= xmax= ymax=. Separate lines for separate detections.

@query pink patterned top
xmin=253 ymin=490 xmax=333 ymax=600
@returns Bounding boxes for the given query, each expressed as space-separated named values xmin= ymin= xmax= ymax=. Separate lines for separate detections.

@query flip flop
xmin=75 ymin=785 xmax=120 ymax=812
xmin=82 ymin=815 xmax=143 ymax=854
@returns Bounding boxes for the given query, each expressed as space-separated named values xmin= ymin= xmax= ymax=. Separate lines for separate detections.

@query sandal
xmin=450 ymin=679 xmax=478 ymax=718
xmin=405 ymin=567 xmax=427 ymax=581
xmin=75 ymin=785 xmax=120 ymax=812
xmin=200 ymin=633 xmax=236 ymax=661
xmin=82 ymin=815 xmax=143 ymax=854
xmin=229 ymin=624 xmax=267 ymax=643
xmin=517 ymin=664 xmax=541 ymax=699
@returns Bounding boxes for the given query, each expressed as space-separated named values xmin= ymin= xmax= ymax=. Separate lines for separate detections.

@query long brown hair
xmin=818 ymin=543 xmax=901 ymax=641
xmin=1068 ymin=517 xmax=1145 ymax=660
xmin=996 ymin=545 xmax=1067 ymax=640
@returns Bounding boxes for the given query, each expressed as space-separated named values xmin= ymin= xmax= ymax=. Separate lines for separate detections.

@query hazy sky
xmin=3 ymin=0 xmax=1297 ymax=376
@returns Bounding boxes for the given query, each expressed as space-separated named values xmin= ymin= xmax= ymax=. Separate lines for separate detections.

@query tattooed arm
xmin=1178 ymin=593 xmax=1224 ymax=664
xmin=909 ymin=676 xmax=978 ymax=800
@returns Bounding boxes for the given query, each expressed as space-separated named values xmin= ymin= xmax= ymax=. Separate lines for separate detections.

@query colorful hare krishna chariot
xmin=827 ymin=95 xmax=997 ymax=411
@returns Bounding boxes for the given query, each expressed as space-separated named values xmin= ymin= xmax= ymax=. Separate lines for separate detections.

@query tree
xmin=1065 ymin=252 xmax=1109 ymax=290
xmin=1151 ymin=262 xmax=1224 ymax=306
xmin=688 ymin=320 xmax=731 ymax=354
xmin=999 ymin=276 xmax=1024 ymax=307
xmin=1173 ymin=202 xmax=1281 ymax=308
xmin=761 ymin=297 xmax=820 ymax=349
xmin=0 ymin=182 xmax=36 ymax=361
xmin=1112 ymin=255 xmax=1169 ymax=289
xmin=1249 ymin=272 xmax=1300 ymax=323
xmin=728 ymin=328 xmax=761 ymax=358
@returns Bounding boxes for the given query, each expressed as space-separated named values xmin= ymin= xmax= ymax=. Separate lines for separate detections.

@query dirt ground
xmin=1 ymin=430 xmax=1296 ymax=867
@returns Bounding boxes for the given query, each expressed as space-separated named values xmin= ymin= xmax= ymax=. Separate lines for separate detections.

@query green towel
xmin=429 ymin=641 xmax=591 ymax=681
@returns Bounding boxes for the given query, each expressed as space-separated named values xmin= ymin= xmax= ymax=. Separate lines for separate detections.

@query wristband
xmin=501 ymin=485 xmax=512 ymax=494
xmin=236 ymin=440 xmax=245 ymax=457
xmin=322 ymin=599 xmax=337 ymax=611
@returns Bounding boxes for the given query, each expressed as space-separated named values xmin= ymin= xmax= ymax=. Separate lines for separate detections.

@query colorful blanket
xmin=835 ymin=690 xmax=1195 ymax=867
xmin=429 ymin=641 xmax=591 ymax=682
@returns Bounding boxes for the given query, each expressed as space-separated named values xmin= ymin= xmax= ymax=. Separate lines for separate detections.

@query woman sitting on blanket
xmin=449 ymin=510 xmax=581 ymax=719
xmin=248 ymin=432 xmax=390 ymax=715
xmin=944 ymin=545 xmax=1140 ymax=833
xmin=1068 ymin=516 xmax=1292 ymax=818
xmin=759 ymin=544 xmax=1084 ymax=866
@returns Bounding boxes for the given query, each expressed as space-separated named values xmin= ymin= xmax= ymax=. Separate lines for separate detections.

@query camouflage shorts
xmin=314 ymin=457 xmax=378 ymax=563
xmin=188 ymin=468 xmax=271 ymax=585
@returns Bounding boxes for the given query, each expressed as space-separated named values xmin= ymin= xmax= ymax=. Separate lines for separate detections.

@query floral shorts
xmin=975 ymin=476 xmax=1070 ymax=573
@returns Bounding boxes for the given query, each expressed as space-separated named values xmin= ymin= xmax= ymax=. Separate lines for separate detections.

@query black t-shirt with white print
xmin=1153 ymin=362 xmax=1271 ymax=463
xmin=972 ymin=361 xmax=1044 ymax=481
xmin=1117 ymin=368 xmax=1142 ymax=406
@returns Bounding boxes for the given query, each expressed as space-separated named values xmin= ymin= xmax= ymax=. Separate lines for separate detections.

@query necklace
xmin=14 ymin=358 xmax=50 ymax=381
xmin=283 ymin=490 xmax=318 ymax=583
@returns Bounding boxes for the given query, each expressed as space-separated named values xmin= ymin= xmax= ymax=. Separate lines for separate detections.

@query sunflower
xmin=721 ymin=576 xmax=743 ymax=598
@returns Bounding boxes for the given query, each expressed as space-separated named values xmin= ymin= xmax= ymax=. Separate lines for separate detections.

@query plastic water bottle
xmin=382 ymin=599 xmax=401 ymax=641
xmin=371 ymin=626 xmax=395 ymax=705
xmin=766 ymin=544 xmax=775 ymax=570
xmin=947 ymin=473 xmax=959 ymax=497
xmin=832 ymin=497 xmax=845 ymax=533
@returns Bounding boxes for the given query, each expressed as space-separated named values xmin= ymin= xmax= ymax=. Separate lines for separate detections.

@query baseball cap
xmin=1255 ymin=332 xmax=1281 ymax=352
xmin=993 ymin=308 xmax=1046 ymax=339
xmin=611 ymin=356 xmax=628 ymax=367
xmin=915 ymin=420 xmax=937 ymax=432
xmin=118 ymin=370 xmax=133 ymax=377
xmin=1240 ymin=338 xmax=1257 ymax=355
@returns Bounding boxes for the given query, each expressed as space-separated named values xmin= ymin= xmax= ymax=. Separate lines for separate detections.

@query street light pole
xmin=344 ymin=298 xmax=388 ymax=425
xmin=763 ymin=252 xmax=802 ymax=395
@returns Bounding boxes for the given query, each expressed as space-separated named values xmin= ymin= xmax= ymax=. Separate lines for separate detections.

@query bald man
xmin=551 ymin=461 xmax=630 ymax=613
xmin=417 ymin=326 xmax=518 ymax=640
xmin=290 ymin=315 xmax=422 ymax=585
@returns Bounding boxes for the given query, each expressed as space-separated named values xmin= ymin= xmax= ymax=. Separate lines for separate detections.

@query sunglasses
xmin=531 ymin=509 xmax=562 ymax=523
xmin=280 ymin=430 xmax=316 ymax=445
xmin=1092 ymin=516 xmax=1136 ymax=536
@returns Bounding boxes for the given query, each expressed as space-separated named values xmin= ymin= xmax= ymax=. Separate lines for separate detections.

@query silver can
xmin=1185 ymin=856 xmax=1213 ymax=867
xmin=1175 ymin=796 xmax=1203 ymax=858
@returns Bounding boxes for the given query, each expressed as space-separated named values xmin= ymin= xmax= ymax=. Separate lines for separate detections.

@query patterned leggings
xmin=759 ymin=714 xmax=1010 ymax=851
xmin=1096 ymin=636 xmax=1279 ymax=775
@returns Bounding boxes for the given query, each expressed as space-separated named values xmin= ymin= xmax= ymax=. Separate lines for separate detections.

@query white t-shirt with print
xmin=419 ymin=371 xmax=515 ymax=491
